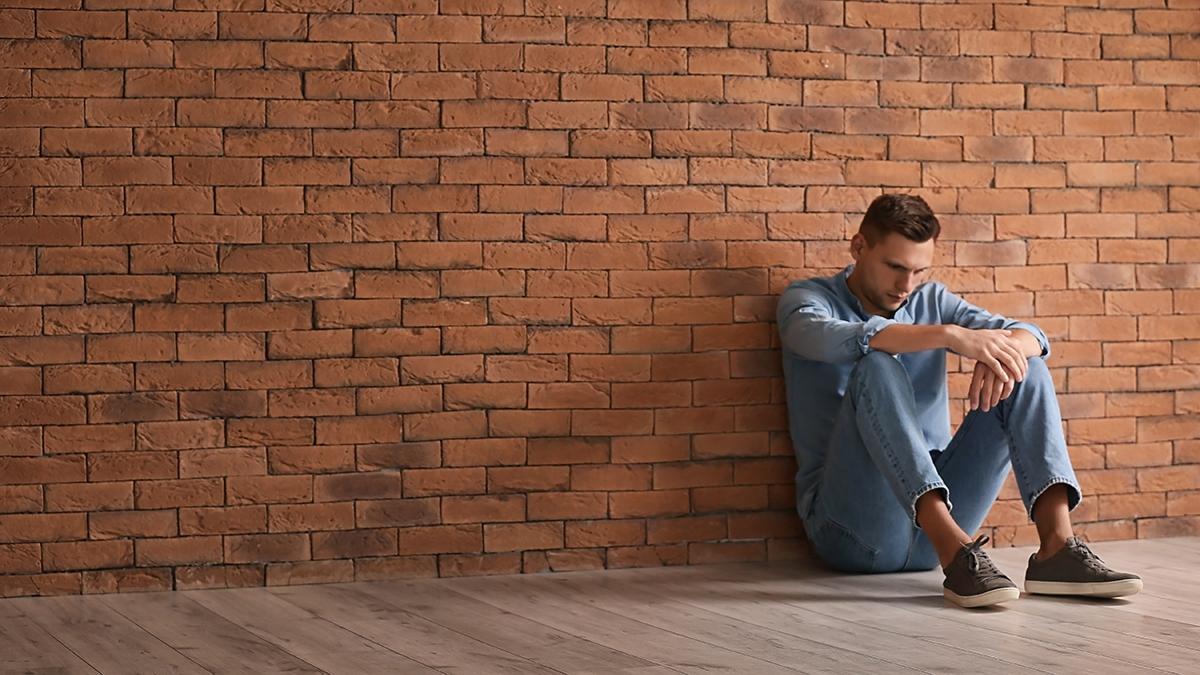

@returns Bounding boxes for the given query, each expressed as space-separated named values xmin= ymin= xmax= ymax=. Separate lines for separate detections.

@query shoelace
xmin=1066 ymin=537 xmax=1112 ymax=572
xmin=962 ymin=534 xmax=1006 ymax=579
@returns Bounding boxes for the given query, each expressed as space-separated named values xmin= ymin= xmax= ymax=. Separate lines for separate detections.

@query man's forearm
xmin=867 ymin=323 xmax=952 ymax=355
xmin=868 ymin=323 xmax=1045 ymax=360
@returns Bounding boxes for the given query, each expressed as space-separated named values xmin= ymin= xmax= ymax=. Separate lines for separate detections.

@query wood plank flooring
xmin=2 ymin=536 xmax=1197 ymax=674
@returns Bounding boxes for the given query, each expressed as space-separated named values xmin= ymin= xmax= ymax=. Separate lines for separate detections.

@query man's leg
xmin=804 ymin=350 xmax=970 ymax=573
xmin=903 ymin=356 xmax=1083 ymax=571
xmin=906 ymin=356 xmax=1138 ymax=598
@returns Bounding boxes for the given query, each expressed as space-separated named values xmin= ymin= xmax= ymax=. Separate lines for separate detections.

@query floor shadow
xmin=652 ymin=586 xmax=1018 ymax=611
xmin=578 ymin=575 xmax=953 ymax=607
xmin=751 ymin=591 xmax=949 ymax=607
xmin=1023 ymin=594 xmax=1135 ymax=607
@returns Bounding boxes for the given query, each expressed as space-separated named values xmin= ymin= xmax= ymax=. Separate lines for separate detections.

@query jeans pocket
xmin=806 ymin=514 xmax=880 ymax=573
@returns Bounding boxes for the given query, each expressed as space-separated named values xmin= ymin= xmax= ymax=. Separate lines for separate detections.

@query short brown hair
xmin=858 ymin=193 xmax=940 ymax=245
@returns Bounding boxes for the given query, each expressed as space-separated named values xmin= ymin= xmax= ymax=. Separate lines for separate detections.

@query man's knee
xmin=1024 ymin=355 xmax=1051 ymax=381
xmin=848 ymin=350 xmax=906 ymax=397
xmin=851 ymin=350 xmax=902 ymax=378
xmin=1011 ymin=355 xmax=1054 ymax=397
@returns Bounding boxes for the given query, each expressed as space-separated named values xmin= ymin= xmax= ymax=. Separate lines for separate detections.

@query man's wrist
xmin=941 ymin=324 xmax=959 ymax=351
xmin=1012 ymin=328 xmax=1042 ymax=358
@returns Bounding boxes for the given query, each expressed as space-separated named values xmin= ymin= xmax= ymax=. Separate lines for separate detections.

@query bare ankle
xmin=935 ymin=537 xmax=976 ymax=570
xmin=1036 ymin=536 xmax=1069 ymax=560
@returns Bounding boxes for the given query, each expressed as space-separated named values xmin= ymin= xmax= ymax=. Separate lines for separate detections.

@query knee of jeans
xmin=1026 ymin=355 xmax=1050 ymax=378
xmin=850 ymin=350 xmax=902 ymax=387
xmin=1010 ymin=355 xmax=1052 ymax=395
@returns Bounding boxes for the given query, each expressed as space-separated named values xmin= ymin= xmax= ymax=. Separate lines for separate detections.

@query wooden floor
xmin=2 ymin=537 xmax=1199 ymax=674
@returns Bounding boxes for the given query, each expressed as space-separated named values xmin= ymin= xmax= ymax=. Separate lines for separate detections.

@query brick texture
xmin=1 ymin=0 xmax=1198 ymax=597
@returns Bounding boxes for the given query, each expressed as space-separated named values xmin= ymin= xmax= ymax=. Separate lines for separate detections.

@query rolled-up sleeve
xmin=777 ymin=286 xmax=897 ymax=363
xmin=936 ymin=284 xmax=1051 ymax=359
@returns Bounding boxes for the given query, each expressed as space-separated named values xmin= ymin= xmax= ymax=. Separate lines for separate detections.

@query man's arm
xmin=868 ymin=324 xmax=1042 ymax=361
xmin=866 ymin=323 xmax=953 ymax=355
xmin=936 ymin=283 xmax=1051 ymax=360
xmin=1009 ymin=328 xmax=1043 ymax=359
xmin=777 ymin=285 xmax=900 ymax=363
xmin=778 ymin=282 xmax=1050 ymax=366
xmin=870 ymin=323 xmax=1033 ymax=382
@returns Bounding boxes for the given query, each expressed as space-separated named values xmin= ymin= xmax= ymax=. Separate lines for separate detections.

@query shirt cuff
xmin=858 ymin=315 xmax=898 ymax=355
xmin=1008 ymin=321 xmax=1050 ymax=359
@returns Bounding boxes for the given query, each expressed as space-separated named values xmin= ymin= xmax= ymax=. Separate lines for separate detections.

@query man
xmin=777 ymin=193 xmax=1142 ymax=608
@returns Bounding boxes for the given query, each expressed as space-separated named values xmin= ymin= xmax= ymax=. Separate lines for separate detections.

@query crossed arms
xmin=777 ymin=282 xmax=1050 ymax=412
xmin=869 ymin=323 xmax=1042 ymax=413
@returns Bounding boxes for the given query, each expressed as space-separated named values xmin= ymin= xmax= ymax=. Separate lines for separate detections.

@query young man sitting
xmin=777 ymin=193 xmax=1142 ymax=608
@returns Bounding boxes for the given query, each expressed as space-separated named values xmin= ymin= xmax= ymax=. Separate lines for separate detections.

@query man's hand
xmin=945 ymin=325 xmax=1028 ymax=383
xmin=968 ymin=359 xmax=1018 ymax=412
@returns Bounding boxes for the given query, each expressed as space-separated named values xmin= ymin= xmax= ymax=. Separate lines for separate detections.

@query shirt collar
xmin=837 ymin=264 xmax=864 ymax=314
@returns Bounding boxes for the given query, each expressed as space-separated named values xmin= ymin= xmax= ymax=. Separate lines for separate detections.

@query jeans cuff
xmin=909 ymin=482 xmax=950 ymax=528
xmin=1027 ymin=477 xmax=1082 ymax=522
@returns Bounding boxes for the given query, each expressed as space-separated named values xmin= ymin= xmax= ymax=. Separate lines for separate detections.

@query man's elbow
xmin=781 ymin=327 xmax=860 ymax=364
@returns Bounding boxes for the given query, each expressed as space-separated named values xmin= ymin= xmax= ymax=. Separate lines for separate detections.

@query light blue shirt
xmin=777 ymin=263 xmax=1050 ymax=518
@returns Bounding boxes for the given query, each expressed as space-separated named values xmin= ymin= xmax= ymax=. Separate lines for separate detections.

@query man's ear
xmin=849 ymin=233 xmax=864 ymax=261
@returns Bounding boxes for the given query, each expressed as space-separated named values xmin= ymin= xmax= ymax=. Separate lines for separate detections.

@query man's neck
xmin=845 ymin=269 xmax=893 ymax=319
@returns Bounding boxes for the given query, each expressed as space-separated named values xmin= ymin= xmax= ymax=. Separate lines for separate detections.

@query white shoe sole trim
xmin=1025 ymin=578 xmax=1143 ymax=598
xmin=943 ymin=586 xmax=1021 ymax=608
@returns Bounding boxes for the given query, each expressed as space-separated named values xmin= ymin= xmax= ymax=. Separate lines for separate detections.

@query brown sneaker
xmin=942 ymin=534 xmax=1021 ymax=608
xmin=1025 ymin=536 xmax=1142 ymax=598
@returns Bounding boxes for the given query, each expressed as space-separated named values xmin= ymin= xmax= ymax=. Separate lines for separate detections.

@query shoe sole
xmin=943 ymin=586 xmax=1021 ymax=608
xmin=1025 ymin=578 xmax=1143 ymax=598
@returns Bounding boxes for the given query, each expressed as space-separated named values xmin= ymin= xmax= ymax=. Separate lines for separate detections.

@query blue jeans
xmin=802 ymin=351 xmax=1083 ymax=573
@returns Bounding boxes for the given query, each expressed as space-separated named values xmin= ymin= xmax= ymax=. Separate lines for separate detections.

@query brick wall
xmin=1 ymin=0 xmax=1198 ymax=597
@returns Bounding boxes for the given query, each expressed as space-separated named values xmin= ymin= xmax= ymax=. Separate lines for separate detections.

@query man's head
xmin=847 ymin=193 xmax=940 ymax=316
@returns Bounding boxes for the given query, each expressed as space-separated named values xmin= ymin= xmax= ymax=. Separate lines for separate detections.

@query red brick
xmin=397 ymin=525 xmax=481 ymax=555
xmin=646 ymin=515 xmax=727 ymax=545
xmin=437 ymin=494 xmax=521 ymax=524
xmin=135 ymin=536 xmax=222 ymax=567
xmin=225 ymin=533 xmax=309 ymax=564
xmin=1138 ymin=516 xmax=1200 ymax=539
xmin=0 ymin=543 xmax=40 ymax=574
xmin=175 ymin=505 xmax=263 ymax=537
xmin=306 ymin=530 xmax=393 ymax=563
xmin=44 ymin=482 xmax=132 ymax=512
xmin=44 ymin=540 xmax=133 ymax=571
xmin=227 ymin=475 xmax=312 ymax=505
xmin=484 ymin=521 xmax=564 ymax=552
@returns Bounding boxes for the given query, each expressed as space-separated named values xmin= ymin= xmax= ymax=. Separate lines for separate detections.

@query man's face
xmin=849 ymin=231 xmax=936 ymax=315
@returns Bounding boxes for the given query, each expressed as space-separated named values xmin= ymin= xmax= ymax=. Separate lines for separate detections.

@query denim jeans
xmin=801 ymin=350 xmax=1083 ymax=573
